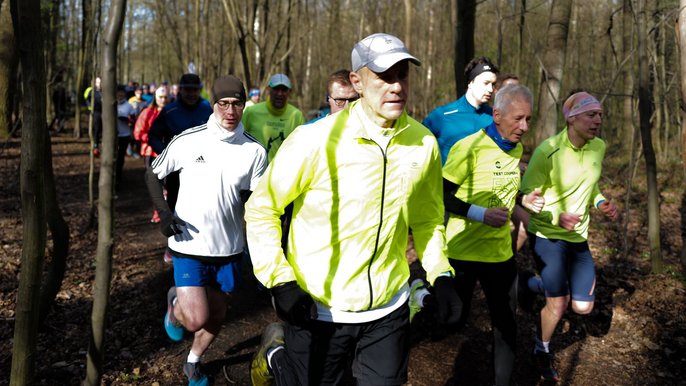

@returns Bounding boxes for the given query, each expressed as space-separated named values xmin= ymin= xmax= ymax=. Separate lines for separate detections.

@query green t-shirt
xmin=443 ymin=129 xmax=522 ymax=263
xmin=242 ymin=100 xmax=305 ymax=161
xmin=520 ymin=128 xmax=606 ymax=242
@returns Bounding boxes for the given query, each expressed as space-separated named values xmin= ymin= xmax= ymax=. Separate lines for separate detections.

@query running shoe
xmin=409 ymin=279 xmax=430 ymax=322
xmin=164 ymin=286 xmax=183 ymax=342
xmin=533 ymin=350 xmax=559 ymax=382
xmin=183 ymin=361 xmax=209 ymax=386
xmin=250 ymin=322 xmax=285 ymax=386
xmin=92 ymin=147 xmax=100 ymax=158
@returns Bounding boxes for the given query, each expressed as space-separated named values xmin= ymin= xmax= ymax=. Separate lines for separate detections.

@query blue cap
xmin=268 ymin=74 xmax=292 ymax=89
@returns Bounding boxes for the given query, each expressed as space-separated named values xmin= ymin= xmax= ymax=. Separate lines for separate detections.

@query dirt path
xmin=1 ymin=135 xmax=685 ymax=385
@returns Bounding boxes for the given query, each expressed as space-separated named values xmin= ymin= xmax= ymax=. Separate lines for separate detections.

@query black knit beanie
xmin=212 ymin=76 xmax=246 ymax=104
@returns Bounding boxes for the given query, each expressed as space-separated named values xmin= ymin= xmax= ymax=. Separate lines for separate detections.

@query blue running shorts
xmin=172 ymin=255 xmax=242 ymax=293
xmin=529 ymin=235 xmax=595 ymax=302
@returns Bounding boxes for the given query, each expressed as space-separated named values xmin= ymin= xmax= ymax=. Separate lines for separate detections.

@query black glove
xmin=239 ymin=189 xmax=252 ymax=204
xmin=433 ymin=276 xmax=462 ymax=325
xmin=271 ymin=281 xmax=318 ymax=326
xmin=159 ymin=211 xmax=186 ymax=237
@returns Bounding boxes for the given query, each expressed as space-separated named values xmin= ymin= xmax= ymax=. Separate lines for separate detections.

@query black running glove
xmin=159 ymin=211 xmax=186 ymax=237
xmin=433 ymin=276 xmax=462 ymax=325
xmin=271 ymin=281 xmax=318 ymax=326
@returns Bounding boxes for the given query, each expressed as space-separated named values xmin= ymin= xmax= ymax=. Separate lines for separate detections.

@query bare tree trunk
xmin=516 ymin=0 xmax=526 ymax=75
xmin=622 ymin=0 xmax=637 ymax=258
xmin=404 ymin=0 xmax=412 ymax=49
xmin=534 ymin=0 xmax=572 ymax=145
xmin=74 ymin=0 xmax=95 ymax=139
xmin=495 ymin=0 xmax=503 ymax=65
xmin=9 ymin=0 xmax=48 ymax=384
xmin=454 ymin=0 xmax=475 ymax=97
xmin=678 ymin=0 xmax=686 ymax=272
xmin=84 ymin=0 xmax=101 ymax=232
xmin=38 ymin=130 xmax=70 ymax=327
xmin=44 ymin=0 xmax=59 ymax=126
xmin=221 ymin=0 xmax=253 ymax=87
xmin=636 ymin=0 xmax=662 ymax=274
xmin=0 ymin=0 xmax=17 ymax=139
xmin=83 ymin=0 xmax=125 ymax=384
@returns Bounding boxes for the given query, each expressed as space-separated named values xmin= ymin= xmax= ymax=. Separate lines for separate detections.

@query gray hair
xmin=493 ymin=84 xmax=533 ymax=114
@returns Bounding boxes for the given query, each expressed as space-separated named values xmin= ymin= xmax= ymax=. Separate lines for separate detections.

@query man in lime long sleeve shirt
xmin=521 ymin=91 xmax=618 ymax=382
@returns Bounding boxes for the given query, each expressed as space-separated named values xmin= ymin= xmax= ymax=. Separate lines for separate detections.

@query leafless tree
xmin=533 ymin=0 xmax=572 ymax=145
xmin=8 ymin=0 xmax=48 ymax=383
xmin=83 ymin=0 xmax=126 ymax=383
xmin=636 ymin=0 xmax=662 ymax=273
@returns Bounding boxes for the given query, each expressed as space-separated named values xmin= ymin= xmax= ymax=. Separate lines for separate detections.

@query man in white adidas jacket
xmin=145 ymin=75 xmax=267 ymax=386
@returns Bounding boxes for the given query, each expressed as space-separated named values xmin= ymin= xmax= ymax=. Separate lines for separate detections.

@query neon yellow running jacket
xmin=245 ymin=101 xmax=453 ymax=312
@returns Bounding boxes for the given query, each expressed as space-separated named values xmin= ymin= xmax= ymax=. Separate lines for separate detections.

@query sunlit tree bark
xmin=533 ymin=0 xmax=572 ymax=145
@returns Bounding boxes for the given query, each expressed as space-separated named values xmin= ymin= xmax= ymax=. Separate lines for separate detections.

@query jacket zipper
xmin=367 ymin=142 xmax=388 ymax=310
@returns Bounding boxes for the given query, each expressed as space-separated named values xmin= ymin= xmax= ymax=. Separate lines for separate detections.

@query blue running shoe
xmin=164 ymin=286 xmax=184 ymax=342
xmin=183 ymin=361 xmax=209 ymax=386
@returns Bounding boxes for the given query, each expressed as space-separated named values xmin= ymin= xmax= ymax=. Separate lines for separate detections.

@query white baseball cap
xmin=351 ymin=33 xmax=421 ymax=73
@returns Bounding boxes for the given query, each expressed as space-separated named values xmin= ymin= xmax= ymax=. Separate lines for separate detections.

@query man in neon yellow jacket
xmin=246 ymin=33 xmax=462 ymax=386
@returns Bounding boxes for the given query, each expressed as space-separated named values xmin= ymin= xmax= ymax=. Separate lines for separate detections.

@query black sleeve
xmin=148 ymin=112 xmax=167 ymax=154
xmin=443 ymin=178 xmax=471 ymax=217
xmin=145 ymin=167 xmax=171 ymax=214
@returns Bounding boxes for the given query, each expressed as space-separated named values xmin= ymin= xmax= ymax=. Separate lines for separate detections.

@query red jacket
xmin=133 ymin=106 xmax=162 ymax=157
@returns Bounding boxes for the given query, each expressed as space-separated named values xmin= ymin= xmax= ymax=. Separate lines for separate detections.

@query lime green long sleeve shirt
xmin=521 ymin=128 xmax=607 ymax=242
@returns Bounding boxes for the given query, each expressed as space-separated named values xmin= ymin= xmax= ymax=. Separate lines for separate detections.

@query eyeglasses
xmin=328 ymin=95 xmax=359 ymax=107
xmin=216 ymin=100 xmax=245 ymax=110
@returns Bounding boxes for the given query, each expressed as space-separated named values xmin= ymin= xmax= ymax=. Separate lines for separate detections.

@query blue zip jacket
xmin=422 ymin=94 xmax=493 ymax=164
xmin=149 ymin=98 xmax=213 ymax=154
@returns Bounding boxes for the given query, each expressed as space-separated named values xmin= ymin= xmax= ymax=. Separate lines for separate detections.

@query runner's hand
xmin=159 ymin=211 xmax=186 ymax=237
xmin=559 ymin=212 xmax=582 ymax=231
xmin=599 ymin=201 xmax=618 ymax=221
xmin=483 ymin=207 xmax=509 ymax=228
xmin=271 ymin=281 xmax=318 ymax=326
xmin=522 ymin=189 xmax=544 ymax=214
xmin=433 ymin=276 xmax=462 ymax=325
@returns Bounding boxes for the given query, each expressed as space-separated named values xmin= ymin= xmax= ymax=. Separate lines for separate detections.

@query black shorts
xmin=276 ymin=304 xmax=410 ymax=386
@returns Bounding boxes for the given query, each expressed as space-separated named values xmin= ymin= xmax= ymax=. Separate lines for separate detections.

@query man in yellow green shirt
xmin=442 ymin=84 xmax=543 ymax=386
xmin=520 ymin=91 xmax=618 ymax=382
xmin=242 ymin=74 xmax=305 ymax=160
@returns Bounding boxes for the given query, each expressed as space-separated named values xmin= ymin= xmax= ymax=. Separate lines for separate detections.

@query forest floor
xmin=1 ymin=132 xmax=686 ymax=386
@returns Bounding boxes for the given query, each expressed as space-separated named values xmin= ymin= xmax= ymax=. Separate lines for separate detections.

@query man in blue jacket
xmin=423 ymin=56 xmax=499 ymax=165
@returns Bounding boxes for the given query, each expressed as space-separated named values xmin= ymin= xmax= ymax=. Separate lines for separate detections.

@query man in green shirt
xmin=521 ymin=91 xmax=618 ymax=382
xmin=443 ymin=84 xmax=543 ymax=386
xmin=242 ymin=74 xmax=305 ymax=160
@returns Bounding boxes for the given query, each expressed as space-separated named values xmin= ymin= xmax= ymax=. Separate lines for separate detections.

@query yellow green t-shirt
xmin=443 ymin=129 xmax=522 ymax=262
xmin=242 ymin=100 xmax=305 ymax=161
